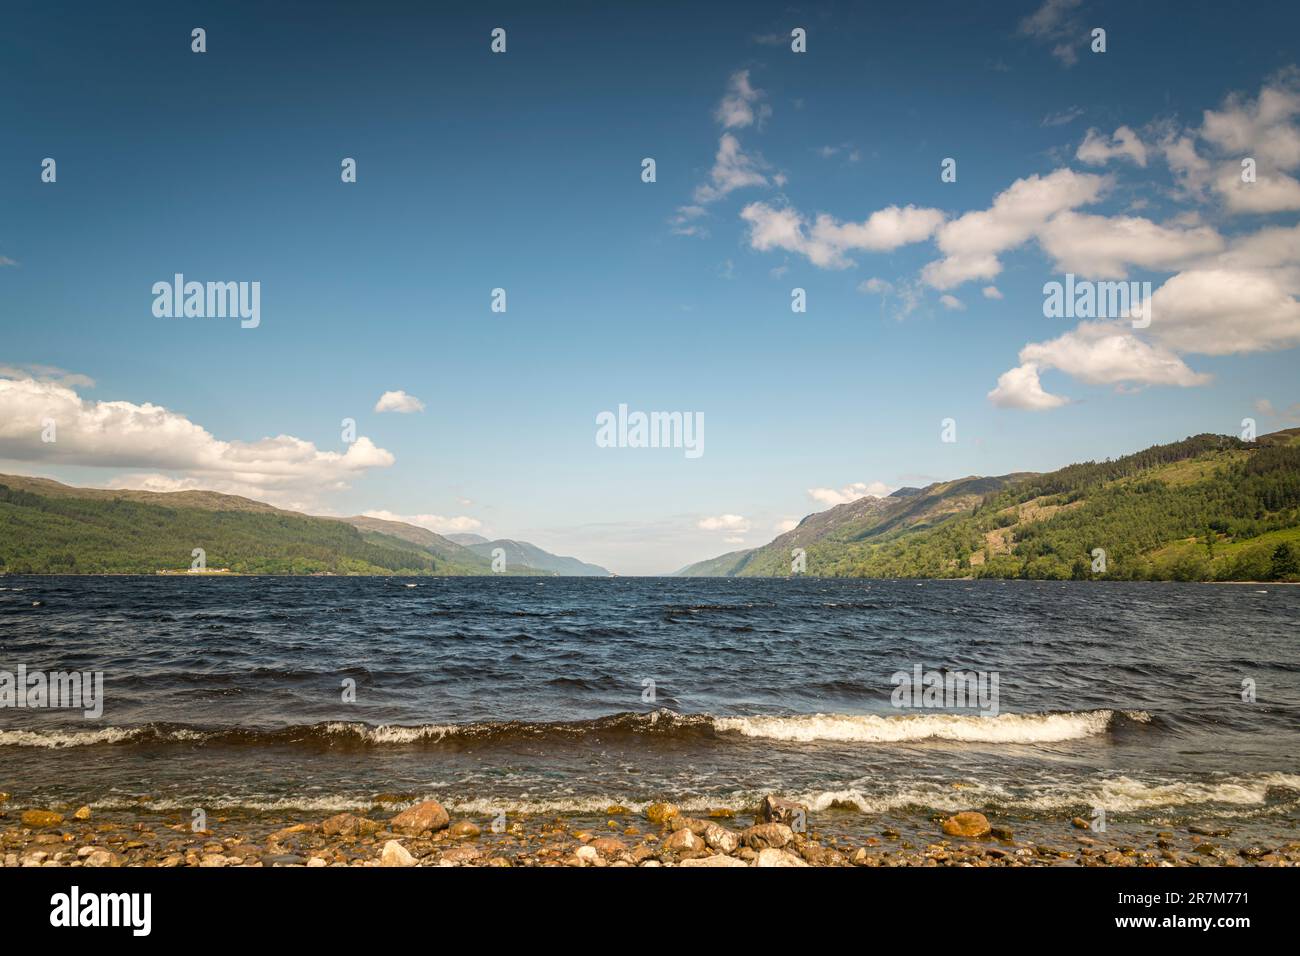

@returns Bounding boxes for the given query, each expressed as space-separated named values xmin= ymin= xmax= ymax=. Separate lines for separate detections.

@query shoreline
xmin=3 ymin=798 xmax=1296 ymax=868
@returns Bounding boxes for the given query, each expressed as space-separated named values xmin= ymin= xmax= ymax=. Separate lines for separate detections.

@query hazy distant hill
xmin=340 ymin=515 xmax=491 ymax=569
xmin=676 ymin=429 xmax=1300 ymax=582
xmin=452 ymin=537 xmax=610 ymax=576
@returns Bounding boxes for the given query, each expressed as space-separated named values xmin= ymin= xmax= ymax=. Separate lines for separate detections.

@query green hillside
xmin=0 ymin=475 xmax=487 ymax=575
xmin=677 ymin=429 xmax=1300 ymax=582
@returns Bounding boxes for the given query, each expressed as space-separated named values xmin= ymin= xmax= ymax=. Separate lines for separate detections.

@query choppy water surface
xmin=2 ymin=577 xmax=1297 ymax=841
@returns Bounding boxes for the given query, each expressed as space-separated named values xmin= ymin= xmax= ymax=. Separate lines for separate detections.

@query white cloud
xmin=1214 ymin=164 xmax=1300 ymax=214
xmin=807 ymin=481 xmax=893 ymax=506
xmin=1020 ymin=321 xmax=1212 ymax=387
xmin=0 ymin=364 xmax=95 ymax=388
xmin=1018 ymin=0 xmax=1084 ymax=67
xmin=990 ymin=321 xmax=1212 ymax=411
xmin=1077 ymin=126 xmax=1148 ymax=167
xmin=859 ymin=277 xmax=893 ymax=294
xmin=697 ymin=514 xmax=750 ymax=533
xmin=1148 ymin=269 xmax=1300 ymax=355
xmin=988 ymin=362 xmax=1071 ymax=410
xmin=982 ymin=286 xmax=1004 ymax=299
xmin=921 ymin=169 xmax=1109 ymax=288
xmin=939 ymin=294 xmax=965 ymax=311
xmin=362 ymin=509 xmax=482 ymax=534
xmin=741 ymin=201 xmax=944 ymax=269
xmin=0 ymin=375 xmax=395 ymax=504
xmin=715 ymin=70 xmax=769 ymax=130
xmin=774 ymin=517 xmax=799 ymax=533
xmin=374 ymin=390 xmax=425 ymax=414
xmin=693 ymin=133 xmax=770 ymax=205
xmin=1038 ymin=210 xmax=1224 ymax=277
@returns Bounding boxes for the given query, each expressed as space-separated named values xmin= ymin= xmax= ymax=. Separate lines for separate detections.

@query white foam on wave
xmin=712 ymin=709 xmax=1148 ymax=744
xmin=0 ymin=727 xmax=144 ymax=748
xmin=318 ymin=722 xmax=464 ymax=744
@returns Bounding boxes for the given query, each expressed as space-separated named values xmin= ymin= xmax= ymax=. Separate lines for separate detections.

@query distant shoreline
xmin=1 ymin=572 xmax=1295 ymax=584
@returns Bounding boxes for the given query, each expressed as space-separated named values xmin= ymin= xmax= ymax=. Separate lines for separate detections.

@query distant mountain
xmin=0 ymin=474 xmax=488 ymax=575
xmin=340 ymin=515 xmax=490 ymax=569
xmin=0 ymin=473 xmax=614 ymax=577
xmin=456 ymin=538 xmax=610 ymax=576
xmin=446 ymin=533 xmax=490 ymax=546
xmin=675 ymin=429 xmax=1300 ymax=582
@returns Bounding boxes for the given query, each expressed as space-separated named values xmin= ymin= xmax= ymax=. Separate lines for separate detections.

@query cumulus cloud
xmin=741 ymin=201 xmax=944 ymax=269
xmin=939 ymin=294 xmax=965 ymax=311
xmin=1148 ymin=269 xmax=1300 ymax=355
xmin=1038 ymin=211 xmax=1224 ymax=277
xmin=1076 ymin=126 xmax=1148 ymax=167
xmin=987 ymin=363 xmax=1071 ymax=410
xmin=374 ymin=390 xmax=425 ymax=414
xmin=982 ymin=286 xmax=1004 ymax=299
xmin=774 ymin=517 xmax=799 ymax=533
xmin=807 ymin=481 xmax=893 ymax=506
xmin=989 ymin=322 xmax=1211 ymax=410
xmin=362 ymin=509 xmax=482 ymax=535
xmin=921 ymin=169 xmax=1109 ymax=288
xmin=0 ymin=374 xmax=395 ymax=504
xmin=697 ymin=513 xmax=750 ymax=533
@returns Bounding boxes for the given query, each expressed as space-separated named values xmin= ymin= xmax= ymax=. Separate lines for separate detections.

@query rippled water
xmin=1 ymin=576 xmax=1298 ymax=838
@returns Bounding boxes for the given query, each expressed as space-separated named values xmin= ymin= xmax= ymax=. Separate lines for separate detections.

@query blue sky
xmin=2 ymin=0 xmax=1300 ymax=573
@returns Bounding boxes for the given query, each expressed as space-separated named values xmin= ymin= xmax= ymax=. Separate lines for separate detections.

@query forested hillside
xmin=677 ymin=429 xmax=1300 ymax=582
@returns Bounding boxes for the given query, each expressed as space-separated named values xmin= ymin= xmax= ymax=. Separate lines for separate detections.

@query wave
xmin=713 ymin=710 xmax=1151 ymax=744
xmin=79 ymin=772 xmax=1300 ymax=818
xmin=0 ymin=708 xmax=1148 ymax=749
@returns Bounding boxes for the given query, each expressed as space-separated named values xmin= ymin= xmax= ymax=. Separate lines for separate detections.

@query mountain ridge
xmin=676 ymin=429 xmax=1300 ymax=581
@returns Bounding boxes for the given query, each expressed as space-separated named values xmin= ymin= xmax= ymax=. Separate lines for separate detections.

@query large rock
xmin=702 ymin=822 xmax=740 ymax=854
xmin=661 ymin=827 xmax=702 ymax=853
xmin=941 ymin=812 xmax=992 ymax=838
xmin=591 ymin=836 xmax=627 ymax=856
xmin=644 ymin=802 xmax=679 ymax=825
xmin=755 ymin=847 xmax=809 ymax=867
xmin=390 ymin=799 xmax=449 ymax=833
xmin=20 ymin=810 xmax=64 ymax=828
xmin=756 ymin=795 xmax=807 ymax=829
xmin=741 ymin=823 xmax=794 ymax=850
xmin=447 ymin=820 xmax=481 ymax=839
xmin=322 ymin=813 xmax=360 ymax=837
xmin=380 ymin=840 xmax=417 ymax=867
xmin=680 ymin=854 xmax=748 ymax=867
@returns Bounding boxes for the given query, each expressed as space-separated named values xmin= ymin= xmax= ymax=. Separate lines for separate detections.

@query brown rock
xmin=591 ymin=836 xmax=627 ymax=856
xmin=390 ymin=799 xmax=450 ymax=833
xmin=321 ymin=813 xmax=361 ymax=837
xmin=661 ymin=828 xmax=702 ymax=853
xmin=755 ymin=847 xmax=808 ymax=867
xmin=447 ymin=820 xmax=481 ymax=839
xmin=680 ymin=854 xmax=748 ymax=867
xmin=644 ymin=802 xmax=679 ymax=825
xmin=441 ymin=845 xmax=482 ymax=864
xmin=941 ymin=812 xmax=991 ymax=838
xmin=73 ymin=806 xmax=92 ymax=821
xmin=741 ymin=823 xmax=794 ymax=850
xmin=756 ymin=795 xmax=807 ymax=829
xmin=21 ymin=810 xmax=64 ymax=828
xmin=380 ymin=840 xmax=417 ymax=867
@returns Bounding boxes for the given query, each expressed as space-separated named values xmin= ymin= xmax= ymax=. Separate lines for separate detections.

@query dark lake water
xmin=2 ymin=576 xmax=1298 ymax=840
